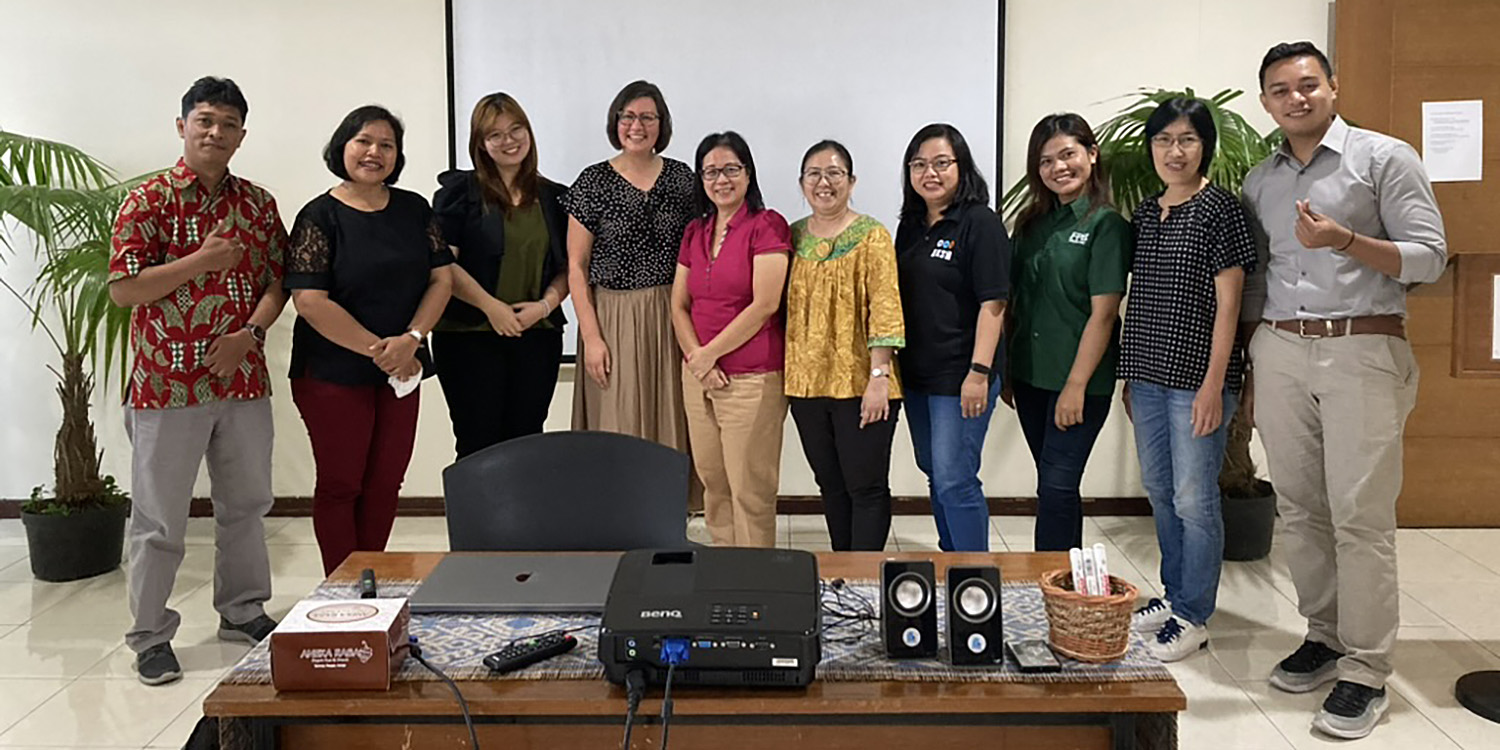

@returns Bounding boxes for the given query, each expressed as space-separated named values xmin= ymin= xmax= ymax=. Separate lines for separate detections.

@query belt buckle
xmin=1296 ymin=319 xmax=1334 ymax=338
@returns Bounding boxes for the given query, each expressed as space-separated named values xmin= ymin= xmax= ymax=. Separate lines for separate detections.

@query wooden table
xmin=205 ymin=551 xmax=1183 ymax=749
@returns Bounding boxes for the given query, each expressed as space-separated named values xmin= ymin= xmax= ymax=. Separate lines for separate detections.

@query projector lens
xmin=893 ymin=578 xmax=926 ymax=613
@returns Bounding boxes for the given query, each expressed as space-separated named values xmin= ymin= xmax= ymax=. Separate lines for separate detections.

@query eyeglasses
xmin=701 ymin=164 xmax=745 ymax=181
xmin=908 ymin=156 xmax=958 ymax=174
xmin=801 ymin=167 xmax=849 ymax=184
xmin=484 ymin=125 xmax=528 ymax=145
xmin=617 ymin=112 xmax=660 ymax=126
xmin=1150 ymin=134 xmax=1203 ymax=150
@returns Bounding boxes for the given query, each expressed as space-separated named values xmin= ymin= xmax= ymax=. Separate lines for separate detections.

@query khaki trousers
xmin=682 ymin=368 xmax=787 ymax=547
xmin=1250 ymin=324 xmax=1418 ymax=688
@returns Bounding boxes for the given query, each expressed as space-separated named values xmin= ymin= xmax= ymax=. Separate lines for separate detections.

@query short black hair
xmin=1259 ymin=41 xmax=1333 ymax=89
xmin=180 ymin=76 xmax=248 ymax=122
xmin=899 ymin=123 xmax=989 ymax=225
xmin=691 ymin=131 xmax=765 ymax=218
xmin=1144 ymin=97 xmax=1217 ymax=178
xmin=606 ymin=80 xmax=673 ymax=152
xmin=322 ymin=105 xmax=405 ymax=185
xmin=800 ymin=139 xmax=855 ymax=179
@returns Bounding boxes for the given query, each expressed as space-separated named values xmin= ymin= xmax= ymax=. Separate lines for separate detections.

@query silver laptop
xmin=409 ymin=553 xmax=622 ymax=614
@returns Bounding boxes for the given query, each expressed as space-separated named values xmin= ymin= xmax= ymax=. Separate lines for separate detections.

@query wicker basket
xmin=1038 ymin=569 xmax=1138 ymax=663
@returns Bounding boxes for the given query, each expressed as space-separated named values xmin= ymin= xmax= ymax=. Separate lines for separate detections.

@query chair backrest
xmin=441 ymin=430 xmax=691 ymax=551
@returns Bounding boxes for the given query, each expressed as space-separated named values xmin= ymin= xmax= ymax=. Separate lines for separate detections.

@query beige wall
xmin=0 ymin=0 xmax=1324 ymax=500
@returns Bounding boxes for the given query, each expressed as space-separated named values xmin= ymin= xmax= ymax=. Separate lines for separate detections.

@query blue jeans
xmin=1128 ymin=380 xmax=1238 ymax=626
xmin=1012 ymin=380 xmax=1112 ymax=552
xmin=905 ymin=379 xmax=1002 ymax=552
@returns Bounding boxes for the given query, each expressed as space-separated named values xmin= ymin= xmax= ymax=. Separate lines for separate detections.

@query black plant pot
xmin=1223 ymin=480 xmax=1276 ymax=562
xmin=21 ymin=502 xmax=129 ymax=582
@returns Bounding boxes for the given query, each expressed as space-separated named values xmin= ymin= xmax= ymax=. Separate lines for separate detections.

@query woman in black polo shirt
xmin=1005 ymin=113 xmax=1131 ymax=553
xmin=287 ymin=105 xmax=454 ymax=575
xmin=894 ymin=123 xmax=1010 ymax=552
xmin=1120 ymin=98 xmax=1255 ymax=661
xmin=432 ymin=93 xmax=569 ymax=458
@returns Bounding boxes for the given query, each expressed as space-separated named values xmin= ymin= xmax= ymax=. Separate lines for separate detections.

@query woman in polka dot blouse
xmin=1119 ymin=98 xmax=1257 ymax=663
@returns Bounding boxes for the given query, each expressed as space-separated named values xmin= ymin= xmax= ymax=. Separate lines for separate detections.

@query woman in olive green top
xmin=432 ymin=93 xmax=570 ymax=458
xmin=1004 ymin=113 xmax=1132 ymax=551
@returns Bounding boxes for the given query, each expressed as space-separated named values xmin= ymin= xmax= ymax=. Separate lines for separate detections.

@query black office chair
xmin=441 ymin=430 xmax=692 ymax=551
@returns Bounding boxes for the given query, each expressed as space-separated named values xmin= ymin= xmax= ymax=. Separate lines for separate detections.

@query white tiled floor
xmin=0 ymin=516 xmax=1497 ymax=748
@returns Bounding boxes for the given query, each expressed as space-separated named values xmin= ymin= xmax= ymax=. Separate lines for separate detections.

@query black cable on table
xmin=409 ymin=638 xmax=480 ymax=750
xmin=659 ymin=662 xmax=677 ymax=750
xmin=620 ymin=667 xmax=646 ymax=750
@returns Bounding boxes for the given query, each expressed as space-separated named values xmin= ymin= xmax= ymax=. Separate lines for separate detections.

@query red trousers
xmin=292 ymin=377 xmax=420 ymax=575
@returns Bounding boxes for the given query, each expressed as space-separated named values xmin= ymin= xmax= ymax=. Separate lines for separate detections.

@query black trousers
xmin=432 ymin=328 xmax=564 ymax=459
xmin=789 ymin=397 xmax=902 ymax=551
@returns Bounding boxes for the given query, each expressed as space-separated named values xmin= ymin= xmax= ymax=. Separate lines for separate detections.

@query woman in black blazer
xmin=432 ymin=92 xmax=571 ymax=457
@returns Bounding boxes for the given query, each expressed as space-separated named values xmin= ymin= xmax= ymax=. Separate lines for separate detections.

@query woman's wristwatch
xmin=243 ymin=323 xmax=266 ymax=347
xmin=870 ymin=366 xmax=889 ymax=379
xmin=969 ymin=361 xmax=993 ymax=376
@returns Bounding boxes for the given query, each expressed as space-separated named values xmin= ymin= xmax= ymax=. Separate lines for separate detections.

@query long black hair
xmin=691 ymin=131 xmax=765 ymax=218
xmin=1014 ymin=113 xmax=1110 ymax=236
xmin=898 ymin=123 xmax=989 ymax=225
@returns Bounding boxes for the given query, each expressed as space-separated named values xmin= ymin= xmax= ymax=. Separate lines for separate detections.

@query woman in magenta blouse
xmin=669 ymin=131 xmax=791 ymax=547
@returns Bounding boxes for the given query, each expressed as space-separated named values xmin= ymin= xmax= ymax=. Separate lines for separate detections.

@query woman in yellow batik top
xmin=784 ymin=140 xmax=905 ymax=551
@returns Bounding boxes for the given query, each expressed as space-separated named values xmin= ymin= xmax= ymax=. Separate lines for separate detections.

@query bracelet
xmin=1336 ymin=229 xmax=1358 ymax=252
xmin=540 ymin=298 xmax=553 ymax=315
xmin=406 ymin=329 xmax=424 ymax=343
xmin=969 ymin=361 xmax=993 ymax=376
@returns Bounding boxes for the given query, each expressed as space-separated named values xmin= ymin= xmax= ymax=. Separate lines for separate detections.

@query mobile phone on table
xmin=1008 ymin=639 xmax=1062 ymax=673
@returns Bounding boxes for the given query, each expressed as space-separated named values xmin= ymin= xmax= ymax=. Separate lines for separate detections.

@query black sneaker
xmin=136 ymin=643 xmax=183 ymax=686
xmin=218 ymin=614 xmax=278 ymax=644
xmin=1269 ymin=639 xmax=1344 ymax=693
xmin=1313 ymin=680 xmax=1389 ymax=739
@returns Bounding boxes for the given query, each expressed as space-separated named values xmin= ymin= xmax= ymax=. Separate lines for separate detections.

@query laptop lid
xmin=409 ymin=553 xmax=623 ymax=614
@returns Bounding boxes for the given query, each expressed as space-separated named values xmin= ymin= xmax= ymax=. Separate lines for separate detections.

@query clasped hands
xmin=369 ymin=334 xmax=421 ymax=380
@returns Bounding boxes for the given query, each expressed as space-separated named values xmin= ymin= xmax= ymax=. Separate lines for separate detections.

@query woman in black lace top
xmin=285 ymin=105 xmax=453 ymax=575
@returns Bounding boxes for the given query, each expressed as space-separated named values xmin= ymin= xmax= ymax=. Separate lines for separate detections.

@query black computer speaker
xmin=881 ymin=560 xmax=937 ymax=658
xmin=946 ymin=565 xmax=1003 ymax=666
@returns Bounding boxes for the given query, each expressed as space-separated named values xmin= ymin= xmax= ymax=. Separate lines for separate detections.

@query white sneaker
xmin=1131 ymin=597 xmax=1173 ymax=633
xmin=1147 ymin=616 xmax=1208 ymax=662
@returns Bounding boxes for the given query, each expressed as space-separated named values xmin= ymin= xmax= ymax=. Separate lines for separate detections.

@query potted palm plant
xmin=1 ymin=129 xmax=140 ymax=581
xmin=1001 ymin=88 xmax=1280 ymax=561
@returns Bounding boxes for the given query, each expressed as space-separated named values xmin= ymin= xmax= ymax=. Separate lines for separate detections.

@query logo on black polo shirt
xmin=930 ymin=238 xmax=955 ymax=261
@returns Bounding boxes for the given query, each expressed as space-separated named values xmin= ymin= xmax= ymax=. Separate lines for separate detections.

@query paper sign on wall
xmin=1422 ymin=100 xmax=1483 ymax=182
xmin=1492 ymin=275 xmax=1500 ymax=361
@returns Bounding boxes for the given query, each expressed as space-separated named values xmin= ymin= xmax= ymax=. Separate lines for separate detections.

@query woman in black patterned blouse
xmin=1119 ymin=98 xmax=1256 ymax=662
xmin=286 ymin=105 xmax=454 ymax=575
xmin=564 ymin=80 xmax=697 ymax=472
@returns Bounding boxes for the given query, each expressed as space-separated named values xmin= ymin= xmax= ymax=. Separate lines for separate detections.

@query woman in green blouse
xmin=1004 ymin=113 xmax=1132 ymax=552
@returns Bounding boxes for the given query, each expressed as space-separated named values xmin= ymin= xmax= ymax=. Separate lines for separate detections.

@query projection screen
xmin=448 ymin=0 xmax=1003 ymax=357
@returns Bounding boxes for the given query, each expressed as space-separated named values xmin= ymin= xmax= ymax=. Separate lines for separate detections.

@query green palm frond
xmin=0 ymin=129 xmax=143 ymax=385
xmin=1001 ymin=88 xmax=1285 ymax=223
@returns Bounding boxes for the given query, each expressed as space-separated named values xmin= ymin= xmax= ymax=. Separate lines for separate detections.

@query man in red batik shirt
xmin=109 ymin=76 xmax=288 ymax=686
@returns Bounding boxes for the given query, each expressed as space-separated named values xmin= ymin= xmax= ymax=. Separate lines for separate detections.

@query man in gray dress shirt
xmin=1241 ymin=41 xmax=1446 ymax=740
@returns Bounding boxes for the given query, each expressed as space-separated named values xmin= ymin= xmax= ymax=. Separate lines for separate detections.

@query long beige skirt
xmin=572 ymin=285 xmax=702 ymax=510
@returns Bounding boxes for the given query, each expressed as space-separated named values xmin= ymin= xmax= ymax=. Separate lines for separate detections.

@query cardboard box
xmin=270 ymin=598 xmax=410 ymax=691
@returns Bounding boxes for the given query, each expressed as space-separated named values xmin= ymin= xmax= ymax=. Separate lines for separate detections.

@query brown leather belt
xmin=1266 ymin=315 xmax=1406 ymax=340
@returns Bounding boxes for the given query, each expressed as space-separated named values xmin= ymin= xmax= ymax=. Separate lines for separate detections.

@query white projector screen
xmin=448 ymin=0 xmax=1002 ymax=357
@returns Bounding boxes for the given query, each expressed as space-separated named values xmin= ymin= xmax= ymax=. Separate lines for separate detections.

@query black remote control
xmin=483 ymin=633 xmax=578 ymax=674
